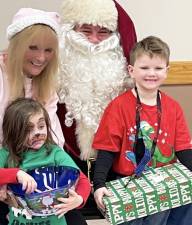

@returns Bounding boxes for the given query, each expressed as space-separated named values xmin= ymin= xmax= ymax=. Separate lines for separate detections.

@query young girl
xmin=0 ymin=97 xmax=91 ymax=225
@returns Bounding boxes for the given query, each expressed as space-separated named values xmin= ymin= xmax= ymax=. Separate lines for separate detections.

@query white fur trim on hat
xmin=61 ymin=0 xmax=117 ymax=31
xmin=7 ymin=8 xmax=60 ymax=40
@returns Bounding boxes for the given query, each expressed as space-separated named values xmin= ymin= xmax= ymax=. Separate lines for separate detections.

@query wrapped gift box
xmin=103 ymin=162 xmax=192 ymax=225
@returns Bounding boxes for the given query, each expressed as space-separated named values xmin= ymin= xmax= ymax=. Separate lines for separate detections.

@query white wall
xmin=1 ymin=0 xmax=191 ymax=60
xmin=117 ymin=0 xmax=192 ymax=61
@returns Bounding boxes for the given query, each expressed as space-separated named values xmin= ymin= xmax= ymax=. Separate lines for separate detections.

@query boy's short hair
xmin=129 ymin=36 xmax=170 ymax=66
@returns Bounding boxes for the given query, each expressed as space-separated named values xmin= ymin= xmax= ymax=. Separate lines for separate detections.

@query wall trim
xmin=165 ymin=61 xmax=192 ymax=85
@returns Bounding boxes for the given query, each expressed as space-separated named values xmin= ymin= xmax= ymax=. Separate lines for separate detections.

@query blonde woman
xmin=0 ymin=8 xmax=64 ymax=148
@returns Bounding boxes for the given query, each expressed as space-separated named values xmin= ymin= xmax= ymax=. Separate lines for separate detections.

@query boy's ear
xmin=166 ymin=65 xmax=170 ymax=72
xmin=127 ymin=65 xmax=134 ymax=76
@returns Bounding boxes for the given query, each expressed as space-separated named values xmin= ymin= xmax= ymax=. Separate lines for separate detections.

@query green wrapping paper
xmin=103 ymin=162 xmax=192 ymax=225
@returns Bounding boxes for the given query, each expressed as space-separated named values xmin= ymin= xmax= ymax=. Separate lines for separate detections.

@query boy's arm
xmin=175 ymin=149 xmax=192 ymax=171
xmin=93 ymin=150 xmax=115 ymax=191
xmin=93 ymin=150 xmax=115 ymax=210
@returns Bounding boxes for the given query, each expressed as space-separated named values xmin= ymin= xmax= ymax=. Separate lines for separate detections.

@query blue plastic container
xmin=8 ymin=166 xmax=80 ymax=216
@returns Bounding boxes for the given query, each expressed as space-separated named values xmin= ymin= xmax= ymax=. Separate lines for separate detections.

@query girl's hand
xmin=94 ymin=187 xmax=112 ymax=211
xmin=54 ymin=189 xmax=83 ymax=218
xmin=0 ymin=185 xmax=7 ymax=201
xmin=16 ymin=170 xmax=37 ymax=194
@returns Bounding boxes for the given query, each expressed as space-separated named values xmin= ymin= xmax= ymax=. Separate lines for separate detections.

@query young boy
xmin=92 ymin=36 xmax=192 ymax=225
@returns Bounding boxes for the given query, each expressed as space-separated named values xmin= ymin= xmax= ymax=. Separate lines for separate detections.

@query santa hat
xmin=61 ymin=0 xmax=137 ymax=62
xmin=61 ymin=0 xmax=118 ymax=31
xmin=114 ymin=1 xmax=137 ymax=62
xmin=6 ymin=8 xmax=60 ymax=40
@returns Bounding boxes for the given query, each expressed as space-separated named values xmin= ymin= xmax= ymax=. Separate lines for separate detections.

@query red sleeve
xmin=175 ymin=101 xmax=192 ymax=151
xmin=0 ymin=168 xmax=19 ymax=185
xmin=92 ymin=100 xmax=124 ymax=152
xmin=75 ymin=171 xmax=91 ymax=208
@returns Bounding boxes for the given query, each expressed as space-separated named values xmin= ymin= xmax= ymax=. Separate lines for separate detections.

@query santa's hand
xmin=54 ymin=189 xmax=83 ymax=218
xmin=16 ymin=170 xmax=37 ymax=194
xmin=0 ymin=185 xmax=7 ymax=201
xmin=94 ymin=187 xmax=112 ymax=211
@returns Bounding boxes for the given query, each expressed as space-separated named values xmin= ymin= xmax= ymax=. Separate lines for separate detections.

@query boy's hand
xmin=54 ymin=189 xmax=83 ymax=218
xmin=0 ymin=185 xmax=7 ymax=201
xmin=16 ymin=170 xmax=37 ymax=194
xmin=94 ymin=187 xmax=112 ymax=211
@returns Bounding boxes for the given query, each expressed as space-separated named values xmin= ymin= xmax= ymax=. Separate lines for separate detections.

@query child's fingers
xmin=57 ymin=212 xmax=65 ymax=219
xmin=22 ymin=181 xmax=27 ymax=191
xmin=23 ymin=180 xmax=37 ymax=194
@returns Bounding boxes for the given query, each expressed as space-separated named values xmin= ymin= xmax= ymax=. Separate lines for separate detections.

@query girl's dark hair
xmin=2 ymin=97 xmax=55 ymax=167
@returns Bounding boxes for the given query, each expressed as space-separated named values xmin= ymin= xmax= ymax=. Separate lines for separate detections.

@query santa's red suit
xmin=57 ymin=0 xmax=137 ymax=175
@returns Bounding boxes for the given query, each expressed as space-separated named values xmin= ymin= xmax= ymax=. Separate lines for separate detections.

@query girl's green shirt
xmin=0 ymin=144 xmax=79 ymax=225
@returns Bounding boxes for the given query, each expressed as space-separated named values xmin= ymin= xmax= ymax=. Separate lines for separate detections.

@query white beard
xmin=58 ymin=26 xmax=133 ymax=160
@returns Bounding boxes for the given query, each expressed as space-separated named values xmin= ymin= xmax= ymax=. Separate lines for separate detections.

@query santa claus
xmin=57 ymin=0 xmax=137 ymax=165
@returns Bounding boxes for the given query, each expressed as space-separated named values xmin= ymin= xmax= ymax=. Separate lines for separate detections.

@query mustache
xmin=65 ymin=29 xmax=120 ymax=55
xmin=31 ymin=134 xmax=46 ymax=142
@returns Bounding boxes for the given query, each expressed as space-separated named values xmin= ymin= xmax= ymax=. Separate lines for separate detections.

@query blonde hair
xmin=7 ymin=24 xmax=59 ymax=104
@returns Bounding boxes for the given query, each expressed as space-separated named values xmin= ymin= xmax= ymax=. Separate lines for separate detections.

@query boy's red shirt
xmin=93 ymin=90 xmax=192 ymax=176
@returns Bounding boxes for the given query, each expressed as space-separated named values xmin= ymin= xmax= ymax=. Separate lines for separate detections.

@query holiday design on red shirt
xmin=126 ymin=120 xmax=175 ymax=171
xmin=93 ymin=90 xmax=192 ymax=176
